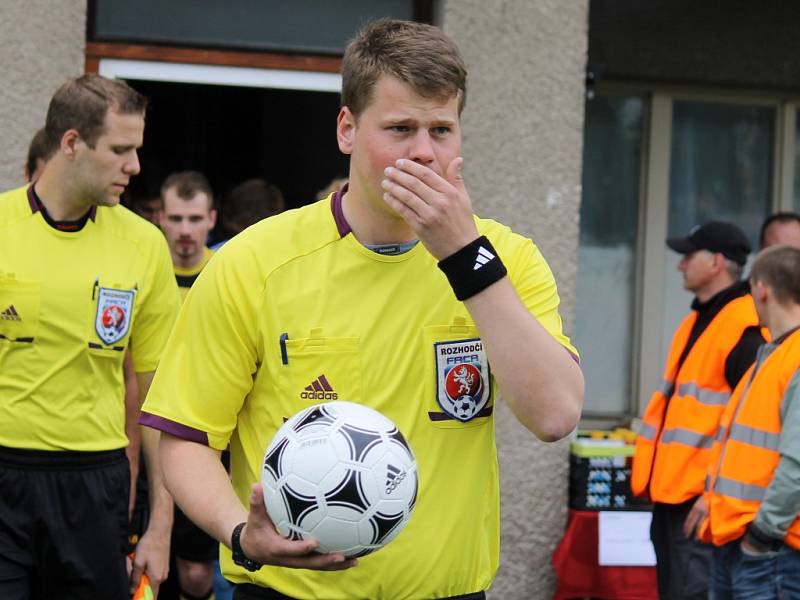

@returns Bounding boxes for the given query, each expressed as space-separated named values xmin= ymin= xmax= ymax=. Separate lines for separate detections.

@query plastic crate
xmin=569 ymin=432 xmax=651 ymax=511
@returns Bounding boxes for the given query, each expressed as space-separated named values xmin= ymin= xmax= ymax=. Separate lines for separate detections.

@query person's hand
xmin=130 ymin=525 xmax=171 ymax=597
xmin=381 ymin=157 xmax=479 ymax=260
xmin=740 ymin=536 xmax=769 ymax=556
xmin=682 ymin=495 xmax=708 ymax=540
xmin=240 ymin=483 xmax=358 ymax=571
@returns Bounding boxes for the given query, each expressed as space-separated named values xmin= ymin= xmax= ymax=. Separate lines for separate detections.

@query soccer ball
xmin=261 ymin=401 xmax=418 ymax=558
xmin=451 ymin=395 xmax=477 ymax=420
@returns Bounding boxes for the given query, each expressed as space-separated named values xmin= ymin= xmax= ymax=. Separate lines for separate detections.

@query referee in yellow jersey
xmin=143 ymin=19 xmax=584 ymax=600
xmin=0 ymin=75 xmax=180 ymax=598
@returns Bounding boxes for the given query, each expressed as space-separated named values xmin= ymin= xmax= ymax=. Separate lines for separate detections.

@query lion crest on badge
xmin=95 ymin=287 xmax=134 ymax=345
xmin=434 ymin=338 xmax=491 ymax=422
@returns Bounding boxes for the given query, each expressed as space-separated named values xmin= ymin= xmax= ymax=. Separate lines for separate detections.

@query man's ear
xmin=336 ymin=107 xmax=356 ymax=155
xmin=711 ymin=252 xmax=726 ymax=274
xmin=752 ymin=279 xmax=768 ymax=303
xmin=60 ymin=129 xmax=82 ymax=159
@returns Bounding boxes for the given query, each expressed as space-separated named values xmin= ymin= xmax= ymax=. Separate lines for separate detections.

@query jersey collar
xmin=28 ymin=184 xmax=97 ymax=231
xmin=330 ymin=184 xmax=351 ymax=238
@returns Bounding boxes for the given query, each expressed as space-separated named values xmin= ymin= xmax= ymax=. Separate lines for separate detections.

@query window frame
xmin=581 ymin=81 xmax=800 ymax=422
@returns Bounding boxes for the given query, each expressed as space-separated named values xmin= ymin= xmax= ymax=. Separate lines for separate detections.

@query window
xmin=579 ymin=88 xmax=787 ymax=419
xmin=661 ymin=101 xmax=773 ymax=358
xmin=575 ymin=95 xmax=644 ymax=414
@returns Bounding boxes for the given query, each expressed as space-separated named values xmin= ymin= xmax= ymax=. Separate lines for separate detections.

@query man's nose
xmin=408 ymin=131 xmax=435 ymax=165
xmin=124 ymin=150 xmax=141 ymax=176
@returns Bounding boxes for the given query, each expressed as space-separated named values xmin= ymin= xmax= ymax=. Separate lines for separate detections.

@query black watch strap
xmin=231 ymin=522 xmax=263 ymax=572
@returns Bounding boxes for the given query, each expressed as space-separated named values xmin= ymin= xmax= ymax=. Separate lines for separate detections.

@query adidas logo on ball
xmin=385 ymin=464 xmax=407 ymax=494
xmin=262 ymin=401 xmax=418 ymax=558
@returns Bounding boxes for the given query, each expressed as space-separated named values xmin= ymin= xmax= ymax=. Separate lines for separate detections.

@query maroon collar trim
xmin=27 ymin=184 xmax=97 ymax=225
xmin=330 ymin=184 xmax=351 ymax=238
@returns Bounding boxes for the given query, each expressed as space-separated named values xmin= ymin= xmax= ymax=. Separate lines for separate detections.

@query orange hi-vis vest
xmin=700 ymin=328 xmax=800 ymax=550
xmin=632 ymin=294 xmax=760 ymax=503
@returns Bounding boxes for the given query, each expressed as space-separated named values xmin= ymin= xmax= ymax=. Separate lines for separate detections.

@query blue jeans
xmin=710 ymin=540 xmax=800 ymax=600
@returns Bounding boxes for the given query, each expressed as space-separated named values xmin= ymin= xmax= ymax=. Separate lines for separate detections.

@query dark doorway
xmin=125 ymin=79 xmax=349 ymax=240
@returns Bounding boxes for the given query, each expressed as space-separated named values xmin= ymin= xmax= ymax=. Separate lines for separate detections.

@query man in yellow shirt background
xmin=0 ymin=74 xmax=179 ymax=598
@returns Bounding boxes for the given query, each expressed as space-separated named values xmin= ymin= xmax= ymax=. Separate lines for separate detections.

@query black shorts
xmin=172 ymin=505 xmax=219 ymax=562
xmin=0 ymin=445 xmax=130 ymax=600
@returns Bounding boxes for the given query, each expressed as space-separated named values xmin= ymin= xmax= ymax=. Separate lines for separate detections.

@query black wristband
xmin=438 ymin=236 xmax=507 ymax=301
xmin=231 ymin=522 xmax=262 ymax=572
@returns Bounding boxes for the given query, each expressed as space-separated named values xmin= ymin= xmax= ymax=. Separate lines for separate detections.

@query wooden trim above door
xmin=85 ymin=42 xmax=342 ymax=75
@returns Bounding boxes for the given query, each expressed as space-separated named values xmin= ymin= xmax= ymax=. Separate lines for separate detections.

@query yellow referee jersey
xmin=0 ymin=185 xmax=180 ymax=451
xmin=143 ymin=193 xmax=577 ymax=599
xmin=174 ymin=246 xmax=214 ymax=302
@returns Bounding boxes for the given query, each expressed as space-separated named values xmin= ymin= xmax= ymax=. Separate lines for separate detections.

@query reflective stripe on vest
xmin=639 ymin=422 xmax=658 ymax=441
xmin=727 ymin=423 xmax=781 ymax=452
xmin=714 ymin=475 xmax=766 ymax=502
xmin=660 ymin=428 xmax=715 ymax=449
xmin=677 ymin=382 xmax=730 ymax=406
xmin=660 ymin=379 xmax=675 ymax=398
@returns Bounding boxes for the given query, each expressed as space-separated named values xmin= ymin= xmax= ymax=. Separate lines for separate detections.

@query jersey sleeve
xmin=507 ymin=237 xmax=579 ymax=360
xmin=129 ymin=233 xmax=181 ymax=372
xmin=141 ymin=241 xmax=262 ymax=450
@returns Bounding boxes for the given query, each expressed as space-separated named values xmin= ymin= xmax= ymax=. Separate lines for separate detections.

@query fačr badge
xmin=434 ymin=338 xmax=492 ymax=422
xmin=95 ymin=287 xmax=134 ymax=345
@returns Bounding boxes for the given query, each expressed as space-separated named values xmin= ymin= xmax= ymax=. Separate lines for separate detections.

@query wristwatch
xmin=231 ymin=522 xmax=263 ymax=572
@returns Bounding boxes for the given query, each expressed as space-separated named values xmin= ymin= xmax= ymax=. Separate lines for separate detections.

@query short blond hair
xmin=341 ymin=19 xmax=467 ymax=119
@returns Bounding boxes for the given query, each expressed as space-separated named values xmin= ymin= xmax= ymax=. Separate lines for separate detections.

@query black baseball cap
xmin=666 ymin=221 xmax=751 ymax=266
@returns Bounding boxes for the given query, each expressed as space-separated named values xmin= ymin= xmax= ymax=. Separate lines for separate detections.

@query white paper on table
xmin=598 ymin=511 xmax=657 ymax=566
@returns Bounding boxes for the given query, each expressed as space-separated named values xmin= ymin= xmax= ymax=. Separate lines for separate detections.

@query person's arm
xmin=382 ymin=157 xmax=583 ymax=441
xmin=131 ymin=371 xmax=173 ymax=595
xmin=159 ymin=433 xmax=356 ymax=571
xmin=123 ymin=352 xmax=141 ymax=520
xmin=743 ymin=370 xmax=800 ymax=553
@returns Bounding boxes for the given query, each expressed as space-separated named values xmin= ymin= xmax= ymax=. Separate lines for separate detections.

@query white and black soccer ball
xmin=261 ymin=401 xmax=418 ymax=558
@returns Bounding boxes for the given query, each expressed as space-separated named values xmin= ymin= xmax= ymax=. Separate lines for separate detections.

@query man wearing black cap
xmin=632 ymin=221 xmax=766 ymax=599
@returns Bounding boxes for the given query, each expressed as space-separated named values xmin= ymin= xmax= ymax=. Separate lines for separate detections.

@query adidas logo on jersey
xmin=473 ymin=245 xmax=495 ymax=270
xmin=1 ymin=305 xmax=21 ymax=321
xmin=300 ymin=374 xmax=338 ymax=400
xmin=385 ymin=463 xmax=407 ymax=494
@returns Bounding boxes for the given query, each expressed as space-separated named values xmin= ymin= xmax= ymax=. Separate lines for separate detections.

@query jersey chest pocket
xmin=85 ymin=283 xmax=136 ymax=358
xmin=424 ymin=323 xmax=494 ymax=430
xmin=277 ymin=332 xmax=362 ymax=411
xmin=0 ymin=278 xmax=40 ymax=345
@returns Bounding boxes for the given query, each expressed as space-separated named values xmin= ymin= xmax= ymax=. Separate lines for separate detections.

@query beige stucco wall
xmin=0 ymin=1 xmax=587 ymax=596
xmin=0 ymin=0 xmax=86 ymax=191
xmin=441 ymin=1 xmax=588 ymax=598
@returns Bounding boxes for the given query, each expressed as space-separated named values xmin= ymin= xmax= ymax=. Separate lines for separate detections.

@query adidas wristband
xmin=438 ymin=235 xmax=507 ymax=301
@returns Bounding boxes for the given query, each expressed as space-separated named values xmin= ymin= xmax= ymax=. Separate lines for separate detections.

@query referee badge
xmin=95 ymin=287 xmax=134 ymax=345
xmin=434 ymin=338 xmax=491 ymax=422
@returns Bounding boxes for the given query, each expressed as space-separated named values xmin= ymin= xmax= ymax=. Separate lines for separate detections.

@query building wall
xmin=590 ymin=0 xmax=800 ymax=91
xmin=0 ymin=0 xmax=86 ymax=190
xmin=441 ymin=1 xmax=588 ymax=597
xmin=1 ymin=0 xmax=588 ymax=596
